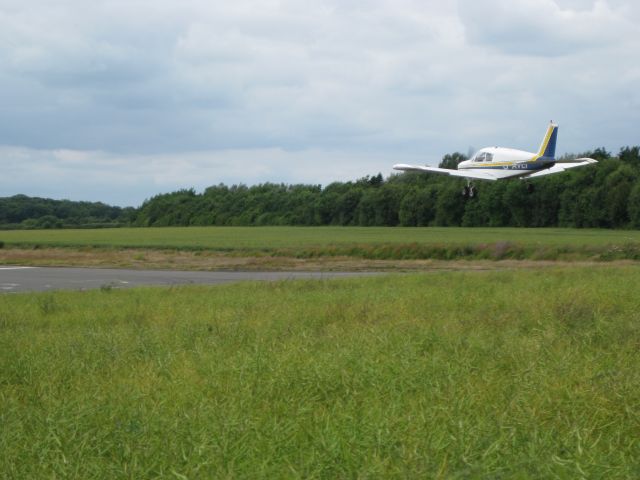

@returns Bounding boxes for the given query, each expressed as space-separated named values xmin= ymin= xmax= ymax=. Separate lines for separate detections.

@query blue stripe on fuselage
xmin=463 ymin=158 xmax=555 ymax=171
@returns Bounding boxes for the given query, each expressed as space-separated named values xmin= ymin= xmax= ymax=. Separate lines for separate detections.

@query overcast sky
xmin=1 ymin=0 xmax=639 ymax=206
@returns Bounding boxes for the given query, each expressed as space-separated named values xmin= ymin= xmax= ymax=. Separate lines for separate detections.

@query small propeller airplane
xmin=393 ymin=122 xmax=597 ymax=197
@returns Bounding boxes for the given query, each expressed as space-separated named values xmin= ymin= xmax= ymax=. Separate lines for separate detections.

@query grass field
xmin=2 ymin=268 xmax=639 ymax=477
xmin=3 ymin=226 xmax=640 ymax=249
xmin=3 ymin=226 xmax=640 ymax=262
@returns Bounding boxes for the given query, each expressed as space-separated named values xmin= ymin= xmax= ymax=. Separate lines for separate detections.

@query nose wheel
xmin=462 ymin=182 xmax=477 ymax=199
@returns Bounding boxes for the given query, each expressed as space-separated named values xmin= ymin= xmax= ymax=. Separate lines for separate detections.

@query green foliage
xmin=584 ymin=147 xmax=611 ymax=161
xmin=629 ymin=182 xmax=640 ymax=228
xmin=619 ymin=146 xmax=640 ymax=166
xmin=0 ymin=194 xmax=130 ymax=229
xmin=1 ymin=268 xmax=639 ymax=477
xmin=438 ymin=151 xmax=468 ymax=169
xmin=434 ymin=183 xmax=465 ymax=226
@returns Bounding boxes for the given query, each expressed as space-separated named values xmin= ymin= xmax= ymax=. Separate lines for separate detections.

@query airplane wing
xmin=523 ymin=158 xmax=598 ymax=179
xmin=393 ymin=164 xmax=499 ymax=181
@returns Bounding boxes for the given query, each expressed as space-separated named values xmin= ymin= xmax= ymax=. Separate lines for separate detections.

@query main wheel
xmin=527 ymin=183 xmax=535 ymax=194
xmin=469 ymin=186 xmax=477 ymax=198
xmin=461 ymin=186 xmax=469 ymax=198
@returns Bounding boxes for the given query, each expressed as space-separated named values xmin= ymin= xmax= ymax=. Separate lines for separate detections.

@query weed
xmin=36 ymin=294 xmax=58 ymax=315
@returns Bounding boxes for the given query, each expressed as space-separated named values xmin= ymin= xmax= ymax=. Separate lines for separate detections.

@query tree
xmin=603 ymin=164 xmax=637 ymax=227
xmin=439 ymin=152 xmax=468 ymax=169
xmin=504 ymin=182 xmax=531 ymax=227
xmin=619 ymin=146 xmax=640 ymax=167
xmin=0 ymin=194 xmax=131 ymax=228
xmin=461 ymin=198 xmax=487 ymax=226
xmin=628 ymin=182 xmax=640 ymax=228
xmin=368 ymin=173 xmax=384 ymax=187
xmin=435 ymin=183 xmax=465 ymax=226
xmin=585 ymin=147 xmax=611 ymax=162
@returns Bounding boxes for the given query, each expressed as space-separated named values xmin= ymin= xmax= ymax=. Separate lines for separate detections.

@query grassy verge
xmin=4 ymin=245 xmax=639 ymax=272
xmin=1 ymin=268 xmax=639 ymax=477
xmin=270 ymin=241 xmax=640 ymax=261
xmin=2 ymin=226 xmax=640 ymax=263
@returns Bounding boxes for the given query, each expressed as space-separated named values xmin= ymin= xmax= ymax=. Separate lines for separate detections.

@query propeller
xmin=466 ymin=146 xmax=476 ymax=160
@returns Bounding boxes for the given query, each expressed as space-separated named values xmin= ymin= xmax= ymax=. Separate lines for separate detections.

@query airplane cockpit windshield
xmin=473 ymin=152 xmax=493 ymax=163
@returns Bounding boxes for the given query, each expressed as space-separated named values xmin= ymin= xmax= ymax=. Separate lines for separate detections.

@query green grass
xmin=2 ymin=226 xmax=640 ymax=249
xmin=1 ymin=268 xmax=639 ymax=477
xmin=3 ymin=226 xmax=640 ymax=261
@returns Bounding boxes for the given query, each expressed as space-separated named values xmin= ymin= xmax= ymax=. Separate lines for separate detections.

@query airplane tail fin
xmin=537 ymin=122 xmax=558 ymax=159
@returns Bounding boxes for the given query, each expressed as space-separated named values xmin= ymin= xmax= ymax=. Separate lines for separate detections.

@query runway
xmin=0 ymin=266 xmax=378 ymax=293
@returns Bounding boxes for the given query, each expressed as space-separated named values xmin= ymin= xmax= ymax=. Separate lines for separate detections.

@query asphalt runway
xmin=0 ymin=266 xmax=377 ymax=293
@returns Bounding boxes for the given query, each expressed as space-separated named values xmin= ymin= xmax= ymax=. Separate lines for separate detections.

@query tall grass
xmin=1 ymin=268 xmax=639 ymax=477
xmin=3 ymin=226 xmax=640 ymax=261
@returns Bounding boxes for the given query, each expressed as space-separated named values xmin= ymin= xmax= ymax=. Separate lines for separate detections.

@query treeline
xmin=135 ymin=146 xmax=640 ymax=229
xmin=3 ymin=146 xmax=640 ymax=229
xmin=0 ymin=194 xmax=136 ymax=229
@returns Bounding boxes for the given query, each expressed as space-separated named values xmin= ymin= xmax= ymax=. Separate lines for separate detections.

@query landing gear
xmin=462 ymin=183 xmax=477 ymax=199
xmin=526 ymin=183 xmax=535 ymax=194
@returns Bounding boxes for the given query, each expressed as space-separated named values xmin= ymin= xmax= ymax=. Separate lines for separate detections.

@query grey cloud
xmin=0 ymin=0 xmax=465 ymax=154
xmin=458 ymin=0 xmax=634 ymax=56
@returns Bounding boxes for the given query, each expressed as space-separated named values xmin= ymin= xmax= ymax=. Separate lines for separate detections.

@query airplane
xmin=393 ymin=122 xmax=597 ymax=198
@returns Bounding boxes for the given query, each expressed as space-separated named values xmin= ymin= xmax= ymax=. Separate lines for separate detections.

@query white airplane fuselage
xmin=457 ymin=146 xmax=556 ymax=179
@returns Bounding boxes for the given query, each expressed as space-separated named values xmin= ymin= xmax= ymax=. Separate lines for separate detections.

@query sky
xmin=1 ymin=0 xmax=639 ymax=206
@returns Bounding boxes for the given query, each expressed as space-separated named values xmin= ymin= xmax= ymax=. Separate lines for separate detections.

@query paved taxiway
xmin=0 ymin=266 xmax=377 ymax=293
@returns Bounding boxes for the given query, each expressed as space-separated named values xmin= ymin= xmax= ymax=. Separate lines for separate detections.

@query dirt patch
xmin=1 ymin=246 xmax=638 ymax=272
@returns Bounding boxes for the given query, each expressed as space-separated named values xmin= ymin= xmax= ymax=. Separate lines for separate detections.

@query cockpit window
xmin=485 ymin=153 xmax=493 ymax=162
xmin=474 ymin=152 xmax=486 ymax=162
